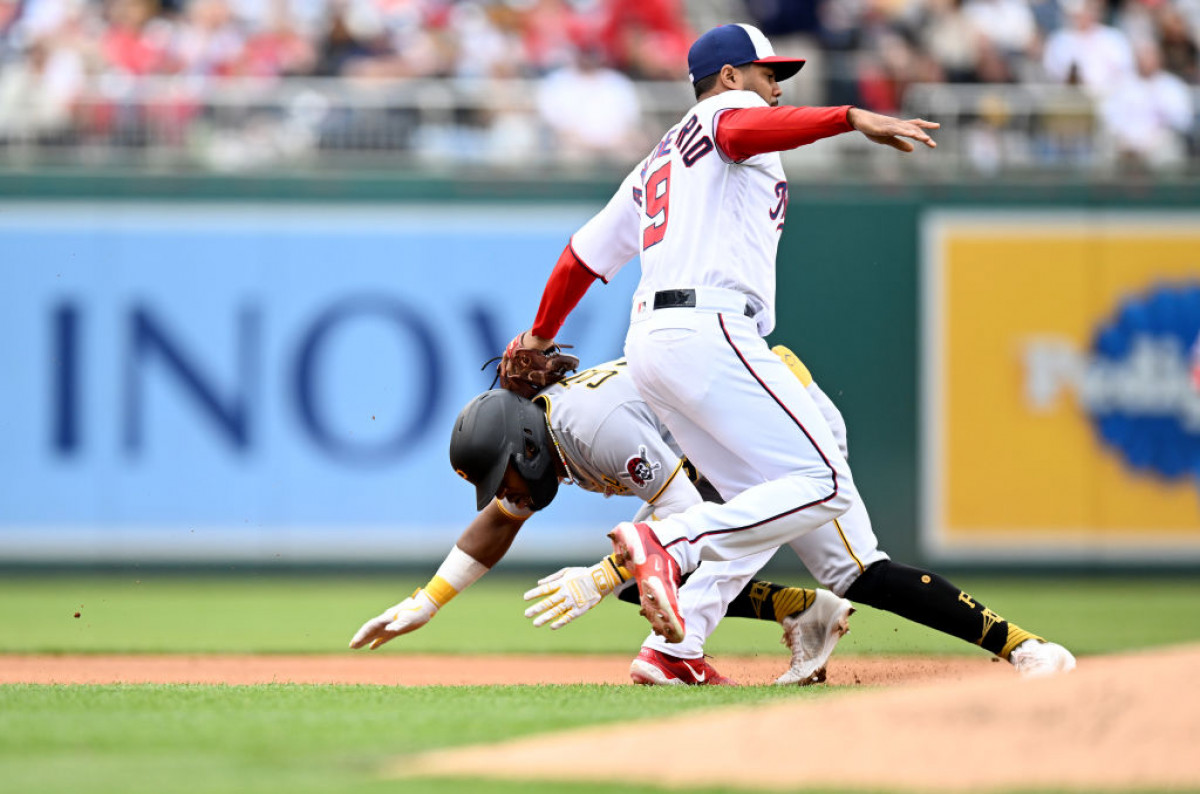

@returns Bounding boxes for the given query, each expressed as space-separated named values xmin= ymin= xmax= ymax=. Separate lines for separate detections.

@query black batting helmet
xmin=449 ymin=389 xmax=560 ymax=511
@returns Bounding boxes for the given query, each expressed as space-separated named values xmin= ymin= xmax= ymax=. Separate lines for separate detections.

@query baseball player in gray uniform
xmin=352 ymin=349 xmax=1075 ymax=681
xmin=351 ymin=348 xmax=855 ymax=686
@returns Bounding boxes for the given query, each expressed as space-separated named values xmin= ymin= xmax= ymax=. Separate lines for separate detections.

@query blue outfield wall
xmin=2 ymin=177 xmax=1198 ymax=570
xmin=0 ymin=201 xmax=638 ymax=564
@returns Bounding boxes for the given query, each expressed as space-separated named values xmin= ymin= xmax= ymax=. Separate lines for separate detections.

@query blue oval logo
xmin=1088 ymin=282 xmax=1200 ymax=480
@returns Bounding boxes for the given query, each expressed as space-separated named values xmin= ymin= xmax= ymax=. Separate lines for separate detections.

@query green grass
xmin=0 ymin=683 xmax=831 ymax=794
xmin=2 ymin=572 xmax=1199 ymax=794
xmin=2 ymin=572 xmax=1198 ymax=656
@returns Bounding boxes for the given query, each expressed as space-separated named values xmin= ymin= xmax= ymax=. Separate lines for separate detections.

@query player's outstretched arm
xmin=349 ymin=590 xmax=442 ymax=650
xmin=523 ymin=554 xmax=629 ymax=630
xmin=847 ymin=107 xmax=939 ymax=152
xmin=349 ymin=502 xmax=527 ymax=649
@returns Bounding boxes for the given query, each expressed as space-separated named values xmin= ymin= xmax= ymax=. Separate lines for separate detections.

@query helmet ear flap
xmin=510 ymin=401 xmax=559 ymax=510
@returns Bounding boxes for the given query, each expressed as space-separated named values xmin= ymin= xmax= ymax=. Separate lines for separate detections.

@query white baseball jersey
xmin=570 ymin=90 xmax=787 ymax=335
xmin=530 ymin=356 xmax=885 ymax=658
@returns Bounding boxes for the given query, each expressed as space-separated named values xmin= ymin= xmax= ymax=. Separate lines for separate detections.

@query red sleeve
xmin=715 ymin=105 xmax=854 ymax=161
xmin=531 ymin=243 xmax=603 ymax=340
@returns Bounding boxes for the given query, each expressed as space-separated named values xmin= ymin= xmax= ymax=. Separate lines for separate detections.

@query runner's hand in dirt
xmin=349 ymin=590 xmax=439 ymax=649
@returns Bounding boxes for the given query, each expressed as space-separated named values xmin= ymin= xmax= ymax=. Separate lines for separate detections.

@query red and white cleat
xmin=608 ymin=521 xmax=686 ymax=643
xmin=629 ymin=648 xmax=737 ymax=686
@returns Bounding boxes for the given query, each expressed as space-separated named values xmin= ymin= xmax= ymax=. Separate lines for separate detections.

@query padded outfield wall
xmin=1 ymin=173 xmax=1197 ymax=570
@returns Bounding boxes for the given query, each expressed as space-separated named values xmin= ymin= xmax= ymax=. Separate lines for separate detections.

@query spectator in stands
xmin=518 ymin=0 xmax=594 ymax=76
xmin=923 ymin=0 xmax=1027 ymax=85
xmin=963 ymin=0 xmax=1039 ymax=78
xmin=6 ymin=0 xmax=87 ymax=50
xmin=534 ymin=45 xmax=643 ymax=164
xmin=1027 ymin=0 xmax=1064 ymax=36
xmin=366 ymin=0 xmax=450 ymax=78
xmin=856 ymin=27 xmax=942 ymax=114
xmin=445 ymin=0 xmax=525 ymax=79
xmin=920 ymin=0 xmax=981 ymax=83
xmin=312 ymin=0 xmax=391 ymax=76
xmin=1114 ymin=0 xmax=1161 ymax=46
xmin=743 ymin=0 xmax=826 ymax=104
xmin=0 ymin=35 xmax=86 ymax=141
xmin=596 ymin=0 xmax=691 ymax=79
xmin=1042 ymin=0 xmax=1136 ymax=95
xmin=1099 ymin=37 xmax=1194 ymax=170
xmin=91 ymin=0 xmax=183 ymax=146
xmin=964 ymin=0 xmax=1038 ymax=55
xmin=234 ymin=0 xmax=327 ymax=41
xmin=1153 ymin=1 xmax=1199 ymax=82
xmin=235 ymin=0 xmax=318 ymax=77
xmin=100 ymin=0 xmax=175 ymax=76
xmin=1 ymin=0 xmax=23 ymax=62
xmin=169 ymin=0 xmax=247 ymax=77
xmin=504 ymin=0 xmax=592 ymax=76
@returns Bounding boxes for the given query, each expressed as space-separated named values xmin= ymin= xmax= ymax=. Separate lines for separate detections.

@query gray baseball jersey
xmin=535 ymin=358 xmax=687 ymax=504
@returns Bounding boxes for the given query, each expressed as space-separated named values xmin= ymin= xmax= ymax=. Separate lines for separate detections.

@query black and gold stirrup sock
xmin=843 ymin=560 xmax=1041 ymax=659
xmin=616 ymin=573 xmax=818 ymax=625
xmin=723 ymin=580 xmax=817 ymax=622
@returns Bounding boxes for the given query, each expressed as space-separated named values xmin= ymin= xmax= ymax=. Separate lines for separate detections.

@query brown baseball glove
xmin=495 ymin=333 xmax=580 ymax=399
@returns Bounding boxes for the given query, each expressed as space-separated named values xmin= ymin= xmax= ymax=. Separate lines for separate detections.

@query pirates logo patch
xmin=620 ymin=445 xmax=661 ymax=487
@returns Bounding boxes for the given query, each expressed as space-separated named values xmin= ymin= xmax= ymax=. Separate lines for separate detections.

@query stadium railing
xmin=0 ymin=76 xmax=1196 ymax=179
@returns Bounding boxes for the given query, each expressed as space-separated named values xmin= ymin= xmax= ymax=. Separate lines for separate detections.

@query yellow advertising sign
xmin=922 ymin=212 xmax=1200 ymax=561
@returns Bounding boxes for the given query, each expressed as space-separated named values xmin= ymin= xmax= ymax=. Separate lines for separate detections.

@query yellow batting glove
xmin=349 ymin=589 xmax=440 ymax=650
xmin=523 ymin=557 xmax=626 ymax=630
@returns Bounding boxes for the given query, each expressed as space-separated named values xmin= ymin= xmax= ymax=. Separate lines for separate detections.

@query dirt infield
xmin=7 ymin=648 xmax=1199 ymax=791
xmin=397 ymin=644 xmax=1200 ymax=793
xmin=0 ymin=652 xmax=1003 ymax=686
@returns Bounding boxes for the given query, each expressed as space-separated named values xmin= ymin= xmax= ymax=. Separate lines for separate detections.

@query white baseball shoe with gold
xmin=775 ymin=589 xmax=854 ymax=686
xmin=1010 ymin=639 xmax=1076 ymax=678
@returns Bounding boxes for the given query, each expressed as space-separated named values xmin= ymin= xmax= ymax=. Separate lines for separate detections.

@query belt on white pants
xmin=631 ymin=287 xmax=756 ymax=323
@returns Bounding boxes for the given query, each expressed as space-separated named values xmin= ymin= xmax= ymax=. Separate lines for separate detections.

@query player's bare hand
xmin=523 ymin=566 xmax=606 ymax=629
xmin=349 ymin=590 xmax=439 ymax=650
xmin=848 ymin=108 xmax=939 ymax=152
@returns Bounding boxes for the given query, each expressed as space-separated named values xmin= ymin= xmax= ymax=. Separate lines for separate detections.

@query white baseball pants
xmin=637 ymin=482 xmax=888 ymax=659
xmin=625 ymin=286 xmax=858 ymax=575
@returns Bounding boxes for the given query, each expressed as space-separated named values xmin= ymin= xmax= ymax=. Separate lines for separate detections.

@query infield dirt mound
xmin=397 ymin=644 xmax=1200 ymax=793
xmin=0 ymin=652 xmax=1000 ymax=686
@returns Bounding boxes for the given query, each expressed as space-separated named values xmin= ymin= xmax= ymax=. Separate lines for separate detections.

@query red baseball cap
xmin=687 ymin=24 xmax=806 ymax=84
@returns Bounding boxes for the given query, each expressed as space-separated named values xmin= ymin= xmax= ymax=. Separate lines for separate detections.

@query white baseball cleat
xmin=774 ymin=589 xmax=855 ymax=686
xmin=1010 ymin=639 xmax=1076 ymax=678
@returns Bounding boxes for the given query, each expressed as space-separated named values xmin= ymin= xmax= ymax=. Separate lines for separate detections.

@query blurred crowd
xmin=0 ymin=0 xmax=698 ymax=82
xmin=0 ymin=0 xmax=1197 ymax=171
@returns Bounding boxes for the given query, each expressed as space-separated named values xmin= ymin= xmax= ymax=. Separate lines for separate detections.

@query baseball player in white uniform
xmin=502 ymin=24 xmax=1074 ymax=676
